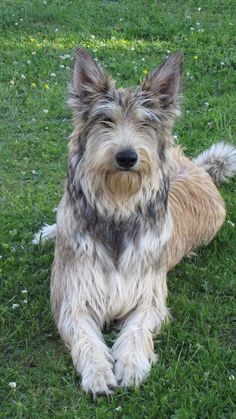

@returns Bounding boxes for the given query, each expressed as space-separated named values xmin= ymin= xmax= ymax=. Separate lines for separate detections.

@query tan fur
xmin=166 ymin=147 xmax=225 ymax=270
xmin=106 ymin=170 xmax=142 ymax=198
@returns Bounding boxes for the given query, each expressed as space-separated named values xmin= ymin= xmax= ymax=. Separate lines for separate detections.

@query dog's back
xmin=167 ymin=146 xmax=227 ymax=270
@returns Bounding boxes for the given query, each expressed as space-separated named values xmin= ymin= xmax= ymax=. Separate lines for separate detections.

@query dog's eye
xmin=101 ymin=117 xmax=114 ymax=127
xmin=140 ymin=114 xmax=159 ymax=128
xmin=141 ymin=121 xmax=151 ymax=127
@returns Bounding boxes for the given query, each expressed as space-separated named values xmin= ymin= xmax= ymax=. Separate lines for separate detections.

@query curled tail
xmin=193 ymin=142 xmax=236 ymax=185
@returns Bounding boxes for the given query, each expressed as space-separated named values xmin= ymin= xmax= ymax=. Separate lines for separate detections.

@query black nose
xmin=116 ymin=149 xmax=138 ymax=169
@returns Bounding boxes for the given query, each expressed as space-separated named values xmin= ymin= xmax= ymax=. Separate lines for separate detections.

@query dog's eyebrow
xmin=136 ymin=107 xmax=161 ymax=124
xmin=139 ymin=97 xmax=157 ymax=109
xmin=89 ymin=102 xmax=120 ymax=122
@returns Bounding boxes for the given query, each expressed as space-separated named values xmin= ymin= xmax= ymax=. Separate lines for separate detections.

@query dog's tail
xmin=193 ymin=142 xmax=236 ymax=185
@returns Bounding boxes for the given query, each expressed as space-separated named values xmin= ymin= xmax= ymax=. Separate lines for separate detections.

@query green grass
xmin=1 ymin=0 xmax=236 ymax=417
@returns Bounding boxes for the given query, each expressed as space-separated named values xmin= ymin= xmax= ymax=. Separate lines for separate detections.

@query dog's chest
xmin=73 ymin=217 xmax=169 ymax=322
xmin=73 ymin=192 xmax=170 ymax=319
xmin=76 ymin=185 xmax=168 ymax=267
xmin=93 ymin=216 xmax=141 ymax=266
xmin=77 ymin=202 xmax=169 ymax=276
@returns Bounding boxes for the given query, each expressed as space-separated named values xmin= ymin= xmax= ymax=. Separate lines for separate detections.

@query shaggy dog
xmin=34 ymin=47 xmax=236 ymax=396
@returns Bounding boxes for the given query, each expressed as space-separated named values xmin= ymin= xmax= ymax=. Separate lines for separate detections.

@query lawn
xmin=0 ymin=0 xmax=236 ymax=417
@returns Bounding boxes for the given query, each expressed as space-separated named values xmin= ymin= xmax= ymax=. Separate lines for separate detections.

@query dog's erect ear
xmin=72 ymin=46 xmax=113 ymax=100
xmin=141 ymin=53 xmax=182 ymax=108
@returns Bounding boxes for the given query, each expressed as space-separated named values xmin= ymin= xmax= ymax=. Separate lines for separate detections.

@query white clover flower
xmin=12 ymin=304 xmax=19 ymax=309
xmin=55 ymin=28 xmax=58 ymax=32
xmin=27 ymin=60 xmax=31 ymax=64
xmin=50 ymin=72 xmax=56 ymax=77
xmin=196 ymin=22 xmax=201 ymax=26
xmin=23 ymin=299 xmax=28 ymax=304
xmin=91 ymin=35 xmax=95 ymax=39
xmin=227 ymin=220 xmax=235 ymax=227
xmin=198 ymin=7 xmax=201 ymax=11
xmin=141 ymin=57 xmax=145 ymax=61
xmin=15 ymin=22 xmax=19 ymax=26
xmin=229 ymin=375 xmax=235 ymax=380
xmin=32 ymin=51 xmax=36 ymax=55
xmin=20 ymin=74 xmax=26 ymax=80
xmin=115 ymin=406 xmax=122 ymax=412
xmin=59 ymin=54 xmax=70 ymax=60
xmin=9 ymin=382 xmax=17 ymax=388
xmin=220 ymin=61 xmax=225 ymax=66
xmin=32 ymin=170 xmax=37 ymax=175
xmin=21 ymin=289 xmax=28 ymax=294
xmin=60 ymin=64 xmax=65 ymax=69
xmin=43 ymin=109 xmax=49 ymax=113
xmin=190 ymin=27 xmax=195 ymax=31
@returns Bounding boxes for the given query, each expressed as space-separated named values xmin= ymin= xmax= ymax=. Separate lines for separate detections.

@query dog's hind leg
xmin=32 ymin=223 xmax=57 ymax=245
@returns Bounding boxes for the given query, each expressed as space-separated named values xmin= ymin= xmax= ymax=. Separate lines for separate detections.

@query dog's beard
xmin=106 ymin=170 xmax=142 ymax=199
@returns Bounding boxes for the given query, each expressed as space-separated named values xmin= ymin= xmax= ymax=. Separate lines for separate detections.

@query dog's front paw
xmin=82 ymin=366 xmax=117 ymax=397
xmin=114 ymin=353 xmax=156 ymax=387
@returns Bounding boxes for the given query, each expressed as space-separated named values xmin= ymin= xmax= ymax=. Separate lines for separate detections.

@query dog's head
xmin=68 ymin=47 xmax=182 ymax=207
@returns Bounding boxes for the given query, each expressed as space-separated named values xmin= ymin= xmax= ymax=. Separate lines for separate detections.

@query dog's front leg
xmin=58 ymin=310 xmax=117 ymax=396
xmin=112 ymin=271 xmax=169 ymax=387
